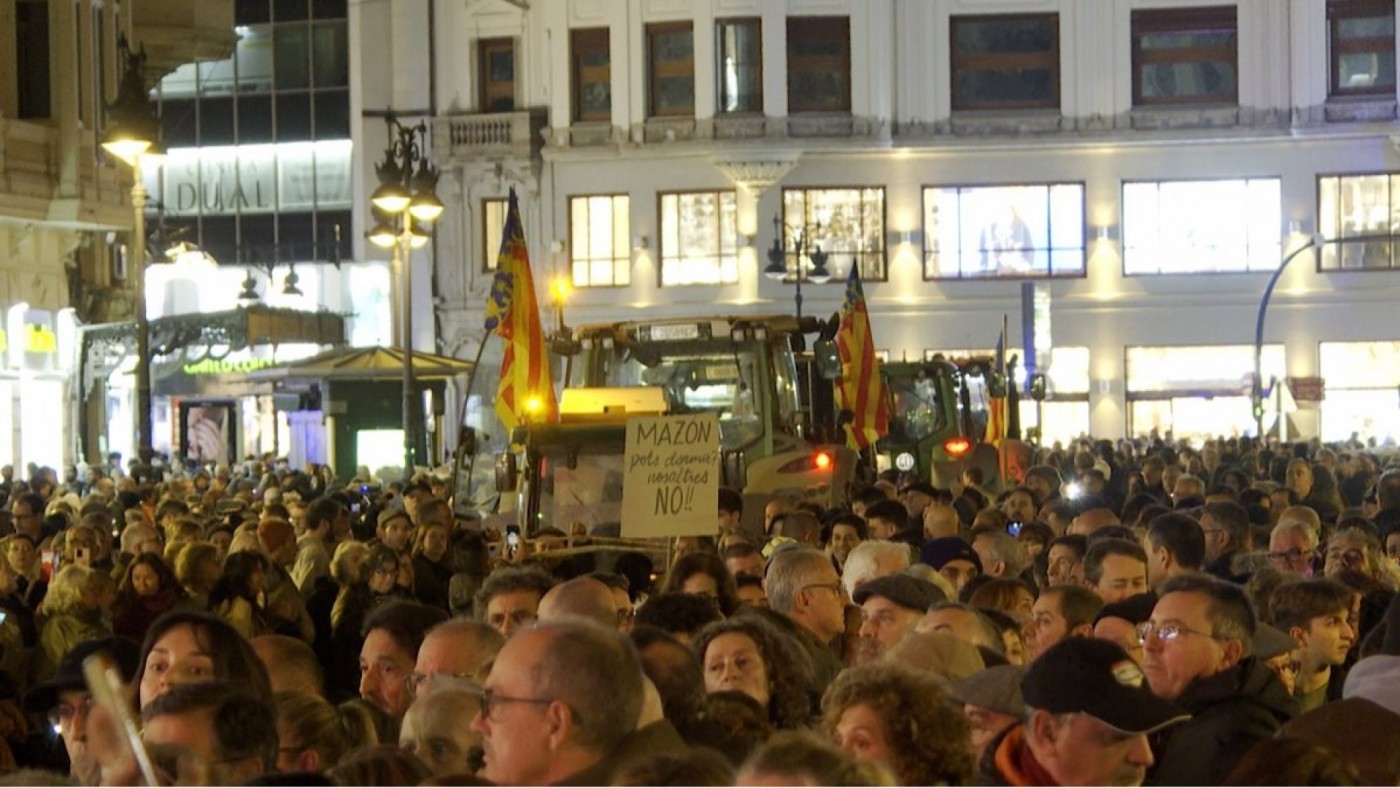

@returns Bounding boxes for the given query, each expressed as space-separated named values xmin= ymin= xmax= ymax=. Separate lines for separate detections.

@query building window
xmin=569 ymin=195 xmax=630 ymax=287
xmin=15 ymin=0 xmax=50 ymax=119
xmin=479 ymin=38 xmax=516 ymax=112
xmin=659 ymin=191 xmax=738 ymax=285
xmin=923 ymin=184 xmax=1085 ymax=279
xmin=647 ymin=22 xmax=694 ymax=117
xmin=1329 ymin=1 xmax=1397 ymax=97
xmin=786 ymin=17 xmax=850 ymax=113
xmin=1122 ymin=178 xmax=1282 ymax=274
xmin=1318 ymin=173 xmax=1400 ymax=269
xmin=1131 ymin=7 xmax=1238 ymax=106
xmin=950 ymin=14 xmax=1059 ymax=111
xmin=781 ymin=188 xmax=886 ymax=280
xmin=482 ymin=198 xmax=507 ymax=272
xmin=571 ymin=28 xmax=611 ymax=123
xmin=717 ymin=18 xmax=762 ymax=113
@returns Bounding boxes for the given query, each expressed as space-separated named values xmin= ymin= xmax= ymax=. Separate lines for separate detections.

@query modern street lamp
xmin=1252 ymin=231 xmax=1396 ymax=440
xmin=764 ymin=215 xmax=832 ymax=319
xmin=101 ymin=36 xmax=164 ymax=465
xmin=367 ymin=114 xmax=442 ymax=480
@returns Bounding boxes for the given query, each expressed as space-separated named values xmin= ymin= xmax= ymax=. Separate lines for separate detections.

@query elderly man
xmin=401 ymin=688 xmax=484 ymax=777
xmin=982 ymin=638 xmax=1188 ymax=786
xmin=411 ymin=618 xmax=504 ymax=696
xmin=470 ymin=620 xmax=645 ymax=785
xmin=1142 ymin=573 xmax=1297 ymax=785
xmin=852 ymin=573 xmax=943 ymax=664
xmin=841 ymin=540 xmax=910 ymax=597
xmin=538 ymin=576 xmax=620 ymax=628
xmin=971 ymin=527 xmax=1030 ymax=580
xmin=1268 ymin=520 xmax=1320 ymax=577
xmin=766 ymin=546 xmax=847 ymax=692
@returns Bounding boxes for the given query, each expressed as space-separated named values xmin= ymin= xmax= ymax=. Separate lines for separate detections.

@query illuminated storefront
xmin=1320 ymin=341 xmax=1400 ymax=444
xmin=0 ymin=306 xmax=78 ymax=471
xmin=1126 ymin=345 xmax=1286 ymax=443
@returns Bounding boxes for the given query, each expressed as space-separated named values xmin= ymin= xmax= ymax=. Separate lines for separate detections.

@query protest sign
xmin=621 ymin=412 xmax=719 ymax=538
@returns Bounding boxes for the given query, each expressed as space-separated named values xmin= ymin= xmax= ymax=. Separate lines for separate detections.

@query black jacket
xmin=1146 ymin=657 xmax=1297 ymax=786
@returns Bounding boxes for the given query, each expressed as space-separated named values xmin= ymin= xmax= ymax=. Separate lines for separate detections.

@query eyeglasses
xmin=1136 ymin=621 xmax=1224 ymax=644
xmin=1326 ymin=549 xmax=1365 ymax=567
xmin=801 ymin=581 xmax=843 ymax=596
xmin=476 ymin=688 xmax=578 ymax=722
xmin=406 ymin=670 xmax=479 ymax=696
xmin=1268 ymin=548 xmax=1314 ymax=565
xmin=48 ymin=695 xmax=95 ymax=728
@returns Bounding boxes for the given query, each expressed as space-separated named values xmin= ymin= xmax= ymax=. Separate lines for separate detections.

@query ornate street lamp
xmin=764 ymin=215 xmax=832 ymax=319
xmin=101 ymin=35 xmax=164 ymax=464
xmin=368 ymin=114 xmax=442 ymax=479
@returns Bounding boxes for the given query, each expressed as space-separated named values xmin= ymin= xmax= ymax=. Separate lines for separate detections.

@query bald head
xmin=1068 ymin=507 xmax=1120 ymax=536
xmin=537 ymin=576 xmax=619 ymax=628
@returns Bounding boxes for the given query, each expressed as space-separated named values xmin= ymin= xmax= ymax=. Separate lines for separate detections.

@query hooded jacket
xmin=1146 ymin=656 xmax=1297 ymax=786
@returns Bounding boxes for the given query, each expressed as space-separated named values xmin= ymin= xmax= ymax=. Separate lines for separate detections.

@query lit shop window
xmin=781 ymin=188 xmax=886 ymax=280
xmin=1318 ymin=173 xmax=1400 ymax=270
xmin=923 ymin=183 xmax=1085 ymax=279
xmin=1122 ymin=178 xmax=1281 ymax=274
xmin=569 ymin=194 xmax=630 ymax=288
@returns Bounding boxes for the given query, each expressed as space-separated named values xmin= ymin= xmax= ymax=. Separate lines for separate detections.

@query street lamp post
xmin=367 ymin=115 xmax=443 ymax=481
xmin=102 ymin=36 xmax=163 ymax=466
xmin=764 ymin=215 xmax=832 ymax=319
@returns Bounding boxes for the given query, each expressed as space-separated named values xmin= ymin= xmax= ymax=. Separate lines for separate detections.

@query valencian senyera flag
xmin=484 ymin=188 xmax=557 ymax=434
xmin=835 ymin=262 xmax=890 ymax=450
xmin=984 ymin=323 xmax=1009 ymax=446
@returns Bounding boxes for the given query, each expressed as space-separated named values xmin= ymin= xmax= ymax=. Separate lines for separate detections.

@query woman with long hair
xmin=663 ymin=551 xmax=743 ymax=617
xmin=692 ymin=615 xmax=815 ymax=730
xmin=208 ymin=550 xmax=270 ymax=640
xmin=113 ymin=553 xmax=188 ymax=642
xmin=136 ymin=609 xmax=273 ymax=709
xmin=174 ymin=541 xmax=222 ymax=611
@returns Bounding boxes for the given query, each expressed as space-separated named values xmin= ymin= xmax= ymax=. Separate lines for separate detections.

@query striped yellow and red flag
xmin=484 ymin=188 xmax=557 ymax=433
xmin=836 ymin=262 xmax=890 ymax=449
xmin=984 ymin=325 xmax=1009 ymax=446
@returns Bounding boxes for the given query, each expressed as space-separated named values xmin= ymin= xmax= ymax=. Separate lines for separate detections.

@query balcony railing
xmin=431 ymin=110 xmax=546 ymax=164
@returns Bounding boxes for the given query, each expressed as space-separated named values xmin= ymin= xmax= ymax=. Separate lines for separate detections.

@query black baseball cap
xmin=919 ymin=537 xmax=983 ymax=573
xmin=1022 ymin=638 xmax=1190 ymax=735
xmin=24 ymin=636 xmax=141 ymax=714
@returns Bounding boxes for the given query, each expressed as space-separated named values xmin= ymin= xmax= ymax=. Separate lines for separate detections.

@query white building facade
xmin=351 ymin=0 xmax=1400 ymax=446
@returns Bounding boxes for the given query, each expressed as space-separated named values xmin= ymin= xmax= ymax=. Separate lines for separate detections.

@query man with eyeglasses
xmin=1141 ymin=573 xmax=1297 ymax=786
xmin=470 ymin=619 xmax=645 ymax=785
xmin=1268 ymin=520 xmax=1320 ymax=577
xmin=10 ymin=492 xmax=47 ymax=546
xmin=22 ymin=636 xmax=140 ymax=786
xmin=980 ymin=637 xmax=1188 ymax=786
xmin=358 ymin=600 xmax=448 ymax=723
xmin=764 ymin=546 xmax=848 ymax=693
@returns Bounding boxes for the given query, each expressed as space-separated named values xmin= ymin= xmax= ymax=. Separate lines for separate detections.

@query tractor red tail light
xmin=814 ymin=451 xmax=832 ymax=470
xmin=944 ymin=437 xmax=972 ymax=458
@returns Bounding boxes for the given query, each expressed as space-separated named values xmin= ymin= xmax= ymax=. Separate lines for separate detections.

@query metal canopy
xmin=80 ymin=305 xmax=347 ymax=394
xmin=244 ymin=346 xmax=474 ymax=383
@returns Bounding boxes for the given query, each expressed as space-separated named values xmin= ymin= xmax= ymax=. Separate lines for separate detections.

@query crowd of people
xmin=0 ymin=436 xmax=1396 ymax=785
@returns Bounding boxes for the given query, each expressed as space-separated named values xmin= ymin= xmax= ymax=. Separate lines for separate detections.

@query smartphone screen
xmin=506 ymin=525 xmax=521 ymax=557
xmin=40 ymin=550 xmax=57 ymax=583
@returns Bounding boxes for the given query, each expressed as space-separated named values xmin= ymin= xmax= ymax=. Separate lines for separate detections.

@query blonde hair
xmin=330 ymin=541 xmax=371 ymax=586
xmin=274 ymin=690 xmax=379 ymax=767
xmin=44 ymin=564 xmax=98 ymax=616
xmin=175 ymin=541 xmax=221 ymax=589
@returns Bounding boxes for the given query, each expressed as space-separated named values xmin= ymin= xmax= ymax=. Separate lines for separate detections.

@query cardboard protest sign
xmin=621 ymin=412 xmax=719 ymax=538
